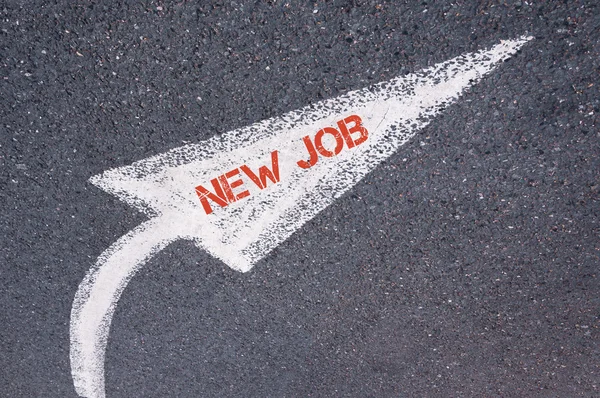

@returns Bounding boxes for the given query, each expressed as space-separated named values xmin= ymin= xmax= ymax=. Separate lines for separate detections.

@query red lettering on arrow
xmin=297 ymin=114 xmax=369 ymax=169
xmin=195 ymin=150 xmax=280 ymax=215
xmin=240 ymin=150 xmax=280 ymax=190
xmin=219 ymin=168 xmax=250 ymax=203
xmin=338 ymin=114 xmax=368 ymax=148
xmin=195 ymin=178 xmax=228 ymax=215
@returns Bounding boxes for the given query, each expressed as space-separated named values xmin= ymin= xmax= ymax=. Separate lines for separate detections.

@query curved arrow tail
xmin=70 ymin=218 xmax=178 ymax=398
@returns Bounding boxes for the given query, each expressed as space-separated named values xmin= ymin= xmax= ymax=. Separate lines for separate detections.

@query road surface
xmin=1 ymin=1 xmax=598 ymax=397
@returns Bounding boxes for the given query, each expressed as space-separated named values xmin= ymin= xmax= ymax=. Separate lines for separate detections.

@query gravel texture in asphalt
xmin=1 ymin=1 xmax=599 ymax=397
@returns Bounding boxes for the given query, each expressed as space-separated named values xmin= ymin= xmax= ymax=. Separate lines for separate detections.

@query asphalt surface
xmin=1 ymin=1 xmax=599 ymax=397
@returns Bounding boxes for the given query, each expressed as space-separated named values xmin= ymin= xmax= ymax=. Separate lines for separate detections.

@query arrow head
xmin=90 ymin=36 xmax=533 ymax=272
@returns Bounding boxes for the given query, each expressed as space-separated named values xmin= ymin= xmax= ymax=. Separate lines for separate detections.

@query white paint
xmin=71 ymin=37 xmax=532 ymax=397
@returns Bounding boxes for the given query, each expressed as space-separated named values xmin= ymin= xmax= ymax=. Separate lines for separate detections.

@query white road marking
xmin=71 ymin=36 xmax=533 ymax=397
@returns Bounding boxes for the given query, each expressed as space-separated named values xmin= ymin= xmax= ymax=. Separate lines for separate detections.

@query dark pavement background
xmin=1 ymin=1 xmax=599 ymax=396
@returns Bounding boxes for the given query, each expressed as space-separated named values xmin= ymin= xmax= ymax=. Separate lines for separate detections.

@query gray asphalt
xmin=1 ymin=1 xmax=599 ymax=397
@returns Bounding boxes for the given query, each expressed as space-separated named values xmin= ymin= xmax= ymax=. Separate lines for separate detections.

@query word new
xmin=195 ymin=150 xmax=280 ymax=215
xmin=195 ymin=114 xmax=369 ymax=215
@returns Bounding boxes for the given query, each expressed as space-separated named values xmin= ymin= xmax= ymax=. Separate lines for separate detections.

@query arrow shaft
xmin=70 ymin=217 xmax=177 ymax=398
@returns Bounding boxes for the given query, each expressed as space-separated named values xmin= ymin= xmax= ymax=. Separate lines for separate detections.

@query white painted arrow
xmin=71 ymin=36 xmax=532 ymax=397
